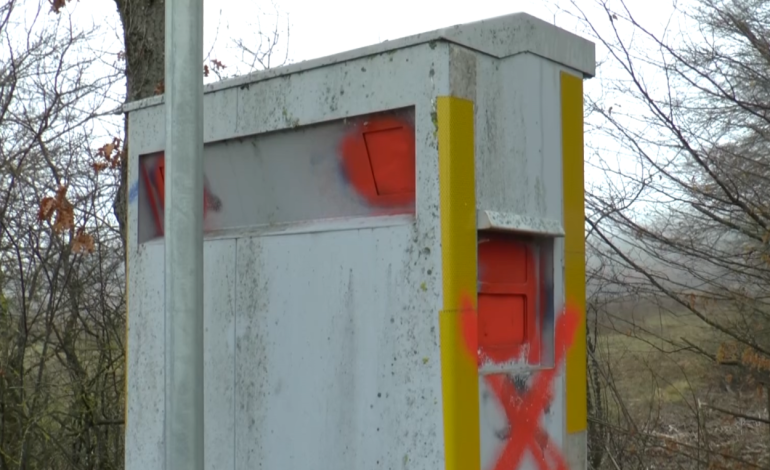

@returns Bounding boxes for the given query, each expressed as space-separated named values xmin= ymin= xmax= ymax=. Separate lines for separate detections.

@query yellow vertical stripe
xmin=437 ymin=96 xmax=480 ymax=470
xmin=561 ymin=72 xmax=587 ymax=434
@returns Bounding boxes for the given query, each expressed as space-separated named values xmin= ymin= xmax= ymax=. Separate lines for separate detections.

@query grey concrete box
xmin=124 ymin=12 xmax=594 ymax=470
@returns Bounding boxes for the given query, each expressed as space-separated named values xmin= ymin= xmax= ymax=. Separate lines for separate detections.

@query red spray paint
xmin=460 ymin=295 xmax=579 ymax=470
xmin=140 ymin=153 xmax=222 ymax=236
xmin=338 ymin=116 xmax=416 ymax=214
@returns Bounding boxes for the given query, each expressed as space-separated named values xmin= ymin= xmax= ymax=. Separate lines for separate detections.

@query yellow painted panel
xmin=437 ymin=96 xmax=480 ymax=470
xmin=561 ymin=72 xmax=588 ymax=434
xmin=564 ymin=211 xmax=586 ymax=254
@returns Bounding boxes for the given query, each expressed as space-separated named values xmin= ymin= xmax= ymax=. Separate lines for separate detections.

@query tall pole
xmin=164 ymin=0 xmax=204 ymax=467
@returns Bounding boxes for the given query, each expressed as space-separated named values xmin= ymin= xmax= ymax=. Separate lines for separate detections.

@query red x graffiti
xmin=460 ymin=297 xmax=580 ymax=470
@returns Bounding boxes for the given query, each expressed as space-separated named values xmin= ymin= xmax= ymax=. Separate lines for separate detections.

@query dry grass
xmin=597 ymin=313 xmax=714 ymax=410
xmin=591 ymin=306 xmax=770 ymax=469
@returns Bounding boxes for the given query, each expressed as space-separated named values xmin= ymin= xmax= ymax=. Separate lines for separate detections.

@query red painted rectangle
xmin=478 ymin=294 xmax=526 ymax=346
xmin=478 ymin=233 xmax=540 ymax=364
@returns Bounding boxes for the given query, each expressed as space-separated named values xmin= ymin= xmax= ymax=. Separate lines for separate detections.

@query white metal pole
xmin=164 ymin=0 xmax=204 ymax=467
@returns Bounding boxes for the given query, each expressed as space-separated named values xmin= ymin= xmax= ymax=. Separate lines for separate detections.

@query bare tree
xmin=231 ymin=1 xmax=291 ymax=74
xmin=22 ymin=1 xmax=290 ymax=469
xmin=553 ymin=0 xmax=770 ymax=467
xmin=0 ymin=1 xmax=126 ymax=469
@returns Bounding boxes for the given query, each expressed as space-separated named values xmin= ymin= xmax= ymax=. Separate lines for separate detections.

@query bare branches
xmin=553 ymin=0 xmax=770 ymax=467
xmin=572 ymin=0 xmax=770 ymax=348
xmin=230 ymin=1 xmax=291 ymax=74
xmin=0 ymin=0 xmax=296 ymax=467
xmin=0 ymin=1 xmax=125 ymax=469
xmin=702 ymin=402 xmax=770 ymax=425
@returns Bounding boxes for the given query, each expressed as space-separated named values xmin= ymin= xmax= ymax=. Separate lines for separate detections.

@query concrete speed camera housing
xmin=124 ymin=12 xmax=594 ymax=470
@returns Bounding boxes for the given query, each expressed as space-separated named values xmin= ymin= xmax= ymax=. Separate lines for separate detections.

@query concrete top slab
xmin=123 ymin=12 xmax=595 ymax=113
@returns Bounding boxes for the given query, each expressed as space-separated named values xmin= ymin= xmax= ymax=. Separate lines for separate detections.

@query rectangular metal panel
xmin=126 ymin=244 xmax=165 ymax=470
xmin=476 ymin=53 xmax=563 ymax=224
xmin=125 ymin=241 xmax=238 ymax=470
xmin=232 ymin=226 xmax=444 ymax=469
xmin=203 ymin=240 xmax=237 ymax=470
xmin=137 ymin=108 xmax=416 ymax=243
xmin=233 ymin=236 xmax=263 ymax=469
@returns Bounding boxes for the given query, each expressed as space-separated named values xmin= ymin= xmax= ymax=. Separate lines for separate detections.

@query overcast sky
xmin=77 ymin=1 xmax=566 ymax=67
xmin=70 ymin=0 xmax=678 ymax=80
xmin=59 ymin=0 xmax=684 ymax=205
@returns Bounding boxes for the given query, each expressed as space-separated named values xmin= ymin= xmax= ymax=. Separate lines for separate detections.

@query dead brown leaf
xmin=38 ymin=185 xmax=75 ymax=233
xmin=93 ymin=137 xmax=123 ymax=174
xmin=38 ymin=197 xmax=56 ymax=222
xmin=50 ymin=0 xmax=68 ymax=13
xmin=72 ymin=228 xmax=94 ymax=254
xmin=92 ymin=162 xmax=108 ymax=173
xmin=53 ymin=199 xmax=74 ymax=233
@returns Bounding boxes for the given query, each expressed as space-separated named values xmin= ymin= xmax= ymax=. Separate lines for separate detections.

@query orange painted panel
xmin=478 ymin=234 xmax=540 ymax=364
xmin=340 ymin=117 xmax=416 ymax=208
xmin=478 ymin=294 xmax=526 ymax=346
xmin=363 ymin=128 xmax=415 ymax=196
